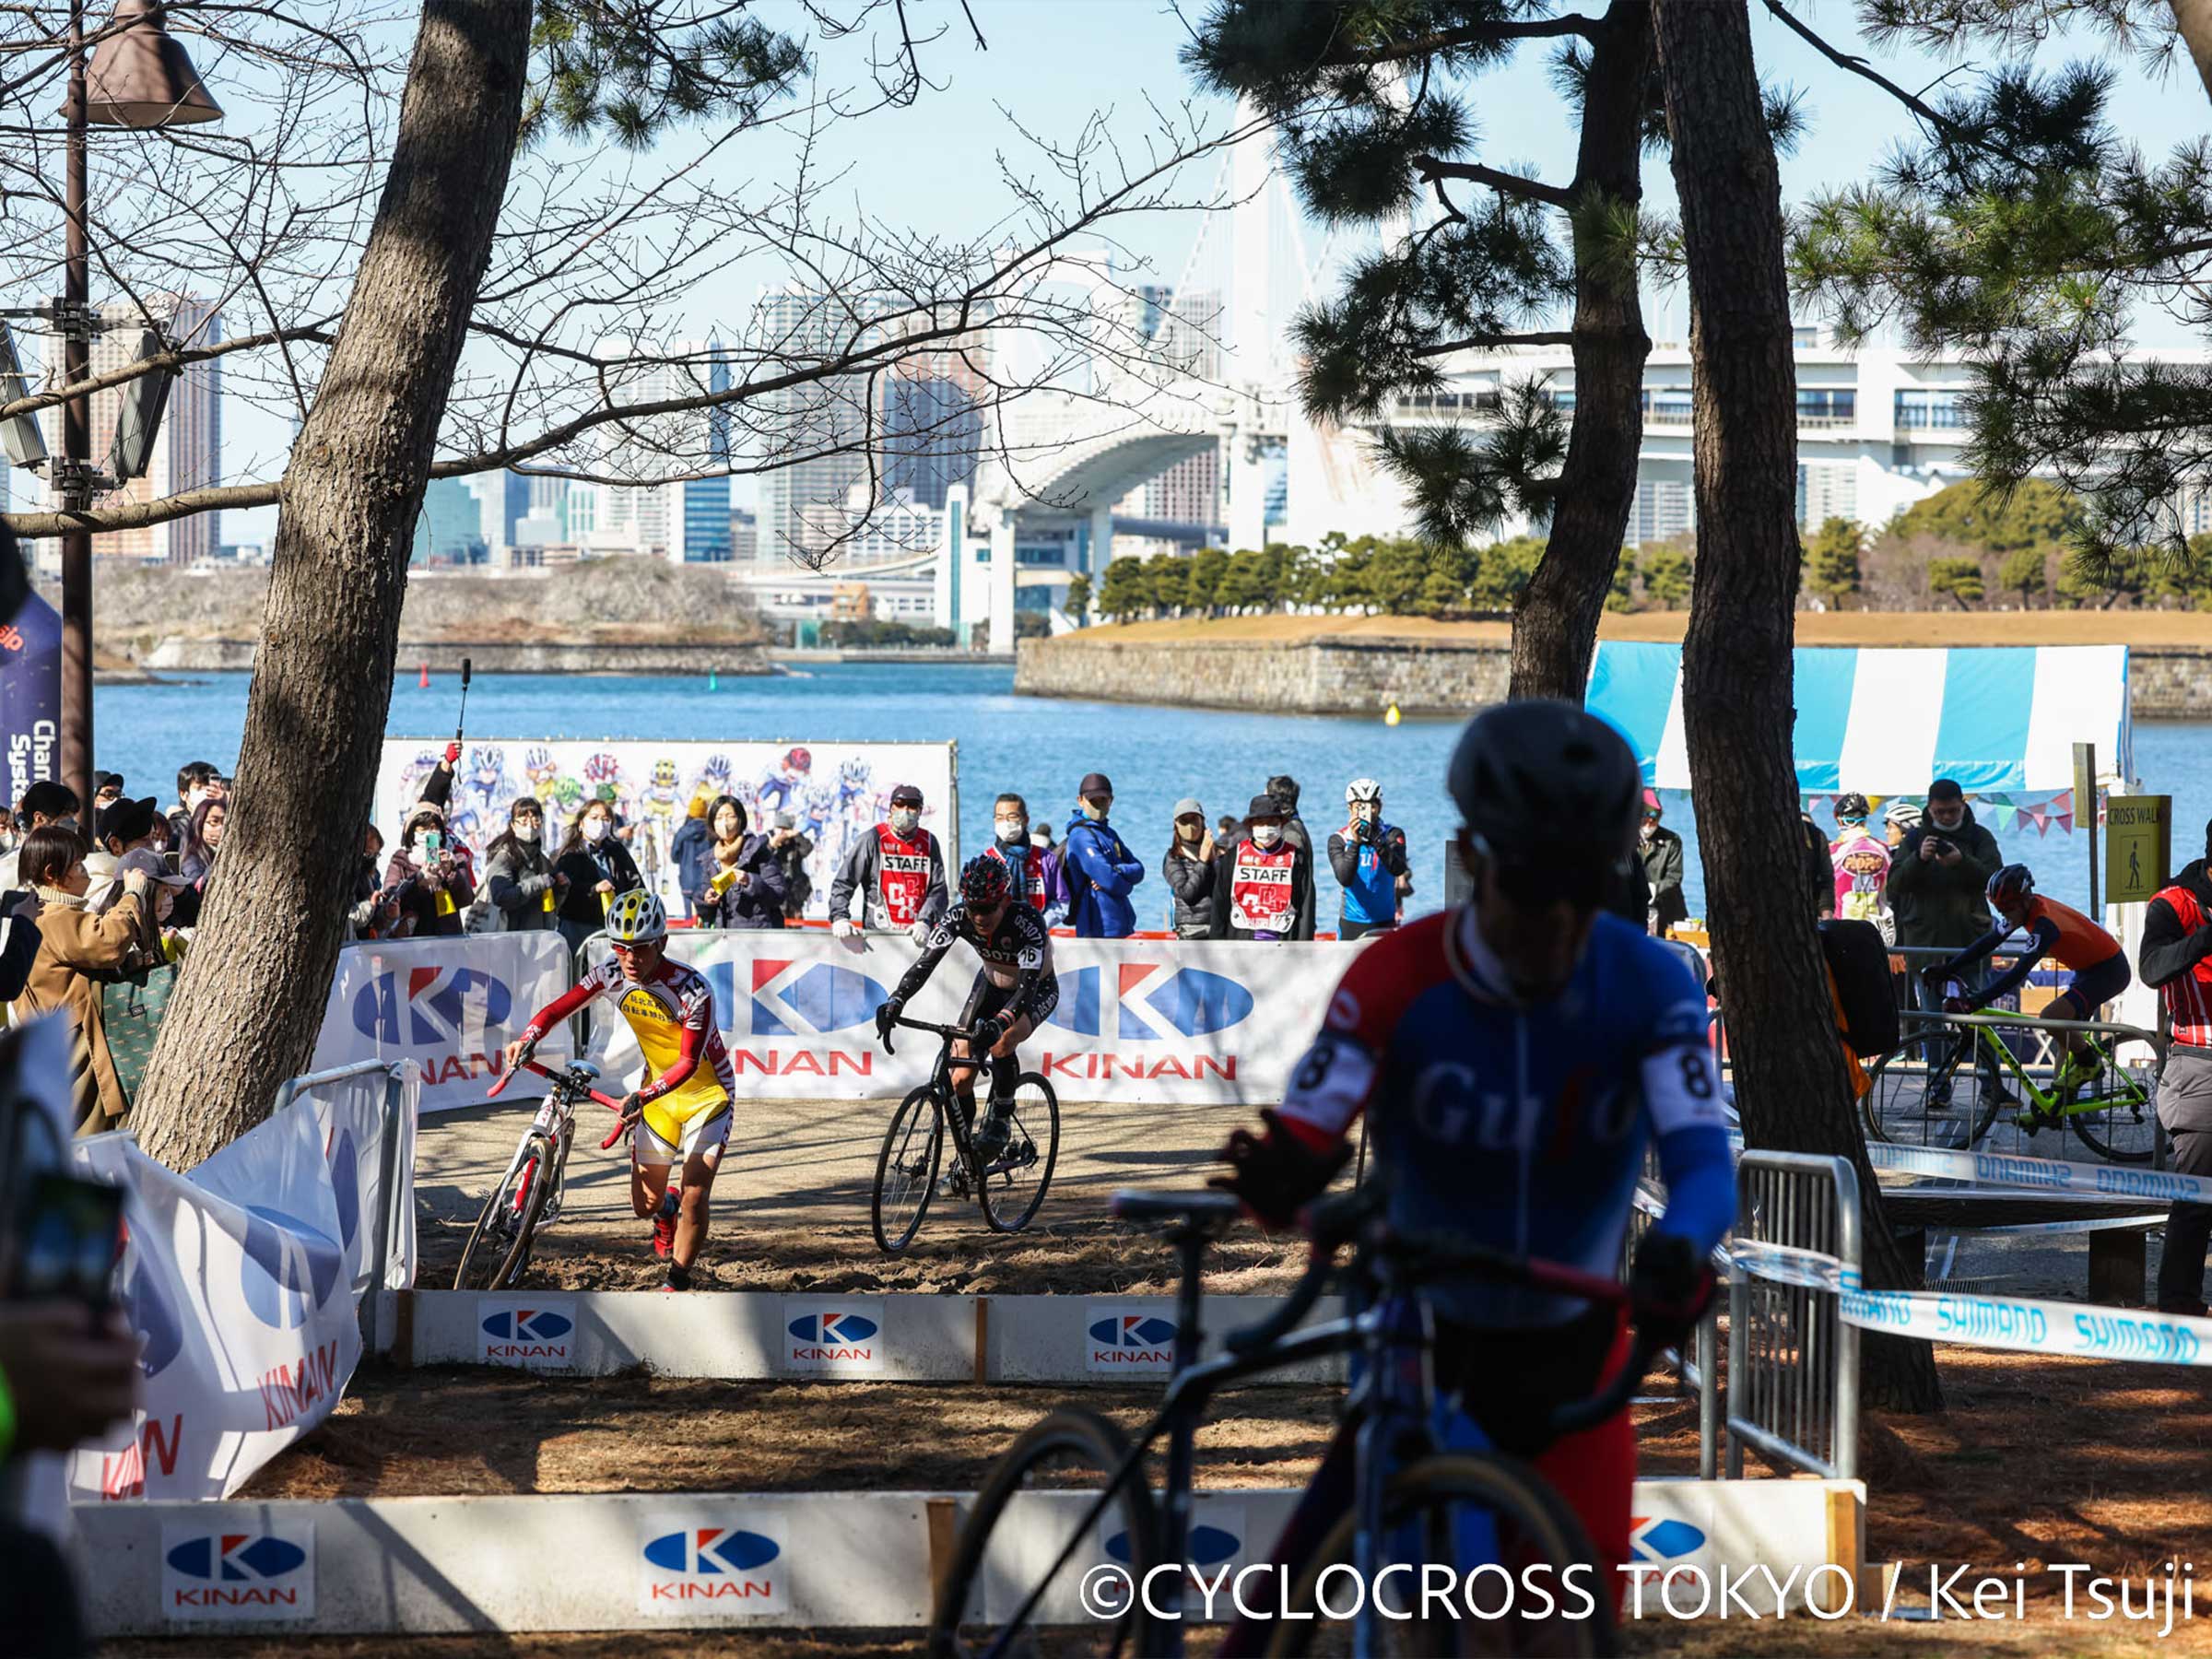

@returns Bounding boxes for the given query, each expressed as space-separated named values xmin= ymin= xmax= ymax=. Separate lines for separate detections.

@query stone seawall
xmin=1016 ymin=634 xmax=1511 ymax=715
xmin=137 ymin=637 xmax=773 ymax=676
xmin=1019 ymin=634 xmax=2212 ymax=720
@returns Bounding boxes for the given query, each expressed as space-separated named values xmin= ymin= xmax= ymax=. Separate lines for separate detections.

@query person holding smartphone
xmin=1888 ymin=777 xmax=2006 ymax=1110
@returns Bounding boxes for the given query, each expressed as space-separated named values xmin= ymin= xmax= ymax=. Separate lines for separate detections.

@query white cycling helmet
xmin=1346 ymin=777 xmax=1382 ymax=805
xmin=606 ymin=888 xmax=667 ymax=944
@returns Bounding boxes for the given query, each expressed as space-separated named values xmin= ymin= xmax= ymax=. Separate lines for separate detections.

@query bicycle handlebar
xmin=488 ymin=1056 xmax=633 ymax=1150
xmin=880 ymin=1014 xmax=984 ymax=1057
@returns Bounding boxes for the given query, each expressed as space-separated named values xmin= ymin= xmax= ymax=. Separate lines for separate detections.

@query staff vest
xmin=876 ymin=824 xmax=935 ymax=926
xmin=2154 ymin=882 xmax=2212 ymax=1049
xmin=1229 ymin=841 xmax=1296 ymax=933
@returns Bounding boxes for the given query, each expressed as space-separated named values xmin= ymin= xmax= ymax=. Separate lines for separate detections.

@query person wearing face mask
xmin=382 ymin=802 xmax=477 ymax=938
xmin=1061 ymin=771 xmax=1145 ymax=940
xmin=982 ymin=794 xmax=1065 ymax=925
xmin=700 ymin=794 xmax=788 ymax=930
xmin=1888 ymin=776 xmax=2006 ymax=1109
xmin=1639 ymin=790 xmax=1688 ymax=938
xmin=1209 ymin=794 xmax=1312 ymax=943
xmin=167 ymin=760 xmax=219 ymax=851
xmin=483 ymin=797 xmax=563 ymax=933
xmin=1265 ymin=774 xmax=1322 ymax=942
xmin=1328 ymin=778 xmax=1411 ymax=940
xmin=829 ymin=782 xmax=947 ymax=939
xmin=552 ymin=798 xmax=645 ymax=955
xmin=0 ymin=781 xmax=80 ymax=894
xmin=348 ymin=823 xmax=397 ymax=939
xmin=1162 ymin=797 xmax=1218 ymax=939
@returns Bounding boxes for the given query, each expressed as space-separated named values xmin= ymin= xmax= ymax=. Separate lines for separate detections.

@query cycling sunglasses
xmin=1468 ymin=830 xmax=1618 ymax=909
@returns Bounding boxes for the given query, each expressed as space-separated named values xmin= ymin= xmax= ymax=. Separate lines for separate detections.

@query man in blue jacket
xmin=1060 ymin=771 xmax=1145 ymax=938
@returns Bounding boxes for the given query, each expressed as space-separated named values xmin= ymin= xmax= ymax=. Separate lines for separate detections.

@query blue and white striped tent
xmin=1585 ymin=641 xmax=2132 ymax=794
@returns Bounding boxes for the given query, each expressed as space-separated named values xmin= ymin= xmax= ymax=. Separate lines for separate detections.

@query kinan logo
xmin=1087 ymin=1308 xmax=1178 ymax=1371
xmin=687 ymin=958 xmax=884 ymax=1082
xmin=1042 ymin=963 xmax=1253 ymax=1084
xmin=786 ymin=1310 xmax=879 ymax=1368
xmin=351 ymin=965 xmax=512 ymax=1082
xmin=1630 ymin=1515 xmax=1708 ymax=1561
xmin=480 ymin=1305 xmax=574 ymax=1364
xmin=238 ymin=1207 xmax=344 ymax=1332
xmin=162 ymin=1530 xmax=313 ymax=1617
xmin=639 ymin=1525 xmax=785 ymax=1613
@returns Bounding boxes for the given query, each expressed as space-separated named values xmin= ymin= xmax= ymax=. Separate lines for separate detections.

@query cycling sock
xmin=989 ymin=1049 xmax=1019 ymax=1100
xmin=665 ymin=1262 xmax=691 ymax=1291
xmin=657 ymin=1189 xmax=679 ymax=1221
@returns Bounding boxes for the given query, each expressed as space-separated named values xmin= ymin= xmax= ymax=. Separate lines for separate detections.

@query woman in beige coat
xmin=8 ymin=825 xmax=159 ymax=1134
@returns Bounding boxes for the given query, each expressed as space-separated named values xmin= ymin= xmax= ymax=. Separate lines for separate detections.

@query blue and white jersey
xmin=1277 ymin=907 xmax=1735 ymax=1326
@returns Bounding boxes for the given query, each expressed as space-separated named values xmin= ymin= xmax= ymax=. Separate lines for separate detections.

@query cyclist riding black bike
xmin=1209 ymin=700 xmax=1736 ymax=1631
xmin=876 ymin=855 xmax=1059 ymax=1160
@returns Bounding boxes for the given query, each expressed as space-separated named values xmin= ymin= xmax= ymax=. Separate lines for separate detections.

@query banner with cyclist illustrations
xmin=581 ymin=931 xmax=1359 ymax=1106
xmin=374 ymin=737 xmax=957 ymax=924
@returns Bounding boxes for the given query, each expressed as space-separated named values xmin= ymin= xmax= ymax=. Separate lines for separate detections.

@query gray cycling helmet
xmin=1448 ymin=700 xmax=1641 ymax=901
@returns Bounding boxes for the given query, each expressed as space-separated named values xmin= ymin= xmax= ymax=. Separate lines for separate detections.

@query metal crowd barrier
xmin=1726 ymin=1150 xmax=1860 ymax=1482
xmin=270 ymin=1058 xmax=418 ymax=1352
xmin=1628 ymin=1152 xmax=1724 ymax=1480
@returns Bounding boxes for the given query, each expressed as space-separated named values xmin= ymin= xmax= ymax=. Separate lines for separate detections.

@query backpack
xmin=1819 ymin=917 xmax=1900 ymax=1059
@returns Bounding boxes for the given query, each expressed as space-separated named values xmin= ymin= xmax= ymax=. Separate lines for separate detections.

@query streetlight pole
xmin=59 ymin=0 xmax=91 ymax=817
xmin=52 ymin=0 xmax=220 ymax=816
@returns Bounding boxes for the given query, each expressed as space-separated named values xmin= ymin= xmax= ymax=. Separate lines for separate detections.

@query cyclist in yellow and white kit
xmin=503 ymin=889 xmax=735 ymax=1291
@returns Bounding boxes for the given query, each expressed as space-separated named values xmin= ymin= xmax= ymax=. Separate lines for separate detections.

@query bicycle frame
xmin=1921 ymin=1012 xmax=2148 ymax=1123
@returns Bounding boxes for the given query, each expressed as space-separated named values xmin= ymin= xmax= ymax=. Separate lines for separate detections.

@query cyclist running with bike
xmin=875 ymin=855 xmax=1058 ymax=1161
xmin=1921 ymin=864 xmax=2132 ymax=1100
xmin=501 ymin=889 xmax=734 ymax=1291
xmin=1209 ymin=701 xmax=1736 ymax=1621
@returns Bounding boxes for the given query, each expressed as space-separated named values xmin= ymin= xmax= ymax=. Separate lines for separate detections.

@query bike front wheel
xmin=1265 ymin=1453 xmax=1618 ymax=1658
xmin=453 ymin=1131 xmax=556 ymax=1291
xmin=978 ymin=1071 xmax=1060 ymax=1234
xmin=2068 ymin=1072 xmax=2163 ymax=1165
xmin=873 ymin=1084 xmax=945 ymax=1254
xmin=929 ymin=1406 xmax=1159 ymax=1659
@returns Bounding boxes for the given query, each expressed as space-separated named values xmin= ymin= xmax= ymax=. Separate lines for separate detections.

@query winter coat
xmin=10 ymin=888 xmax=159 ymax=1133
xmin=1641 ymin=826 xmax=1688 ymax=930
xmin=1206 ymin=837 xmax=1314 ymax=942
xmin=1887 ymin=809 xmax=2004 ymax=951
xmin=828 ymin=825 xmax=947 ymax=931
xmin=701 ymin=833 xmax=790 ymax=929
xmin=1161 ymin=843 xmax=1216 ymax=933
xmin=1061 ymin=813 xmax=1146 ymax=938
xmin=671 ymin=816 xmax=715 ymax=918
xmin=383 ymin=841 xmax=477 ymax=938
xmin=484 ymin=839 xmax=559 ymax=932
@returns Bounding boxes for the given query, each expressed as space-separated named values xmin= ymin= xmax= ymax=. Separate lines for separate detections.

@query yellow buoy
xmin=1383 ymin=703 xmax=1402 ymax=727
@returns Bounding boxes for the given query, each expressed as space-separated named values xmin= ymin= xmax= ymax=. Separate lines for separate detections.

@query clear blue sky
xmin=216 ymin=0 xmax=2212 ymax=544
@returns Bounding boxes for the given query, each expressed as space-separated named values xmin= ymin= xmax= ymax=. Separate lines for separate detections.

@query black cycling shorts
xmin=957 ymin=969 xmax=1059 ymax=1031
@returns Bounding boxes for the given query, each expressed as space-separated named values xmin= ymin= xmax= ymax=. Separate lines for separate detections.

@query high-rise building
xmin=411 ymin=477 xmax=488 ymax=564
xmin=753 ymin=291 xmax=878 ymax=563
xmin=52 ymin=296 xmax=221 ymax=561
xmin=880 ymin=371 xmax=982 ymax=510
xmin=730 ymin=507 xmax=759 ymax=561
xmin=474 ymin=470 xmax=533 ymax=557
xmin=587 ymin=337 xmax=733 ymax=557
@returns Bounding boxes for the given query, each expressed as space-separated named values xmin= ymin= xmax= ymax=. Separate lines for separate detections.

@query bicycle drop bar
xmin=882 ymin=1014 xmax=983 ymax=1056
xmin=488 ymin=1057 xmax=632 ymax=1149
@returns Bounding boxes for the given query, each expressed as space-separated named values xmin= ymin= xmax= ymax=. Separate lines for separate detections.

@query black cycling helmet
xmin=1835 ymin=792 xmax=1871 ymax=823
xmin=960 ymin=853 xmax=1013 ymax=908
xmin=1449 ymin=700 xmax=1641 ymax=903
xmin=1986 ymin=863 xmax=2035 ymax=909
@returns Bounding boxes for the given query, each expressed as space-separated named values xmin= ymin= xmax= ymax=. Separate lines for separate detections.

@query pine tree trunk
xmin=1508 ymin=0 xmax=1652 ymax=701
xmin=1652 ymin=0 xmax=1941 ymax=1414
xmin=131 ymin=0 xmax=532 ymax=1171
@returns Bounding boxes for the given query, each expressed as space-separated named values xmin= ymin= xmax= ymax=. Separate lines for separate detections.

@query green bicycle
xmin=1863 ymin=1009 xmax=2160 ymax=1163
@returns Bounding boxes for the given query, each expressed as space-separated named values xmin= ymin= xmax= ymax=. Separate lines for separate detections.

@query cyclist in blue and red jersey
xmin=1921 ymin=864 xmax=2132 ymax=1099
xmin=1210 ymin=700 xmax=1736 ymax=1615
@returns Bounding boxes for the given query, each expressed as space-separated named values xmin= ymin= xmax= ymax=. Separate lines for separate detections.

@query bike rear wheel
xmin=1863 ymin=1033 xmax=1969 ymax=1145
xmin=978 ymin=1072 xmax=1061 ymax=1235
xmin=453 ymin=1131 xmax=556 ymax=1291
xmin=2067 ymin=1069 xmax=2163 ymax=1165
xmin=1264 ymin=1453 xmax=1617 ymax=1658
xmin=929 ymin=1406 xmax=1159 ymax=1659
xmin=873 ymin=1085 xmax=945 ymax=1254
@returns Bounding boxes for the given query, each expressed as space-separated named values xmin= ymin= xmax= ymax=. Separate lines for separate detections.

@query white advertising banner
xmin=583 ymin=932 xmax=1353 ymax=1105
xmin=375 ymin=737 xmax=958 ymax=922
xmin=309 ymin=932 xmax=573 ymax=1112
xmin=70 ymin=1095 xmax=371 ymax=1504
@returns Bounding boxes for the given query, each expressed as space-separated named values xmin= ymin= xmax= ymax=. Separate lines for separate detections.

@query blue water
xmin=92 ymin=665 xmax=2212 ymax=925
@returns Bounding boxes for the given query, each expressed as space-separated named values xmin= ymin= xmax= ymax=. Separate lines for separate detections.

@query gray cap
xmin=1172 ymin=797 xmax=1204 ymax=819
